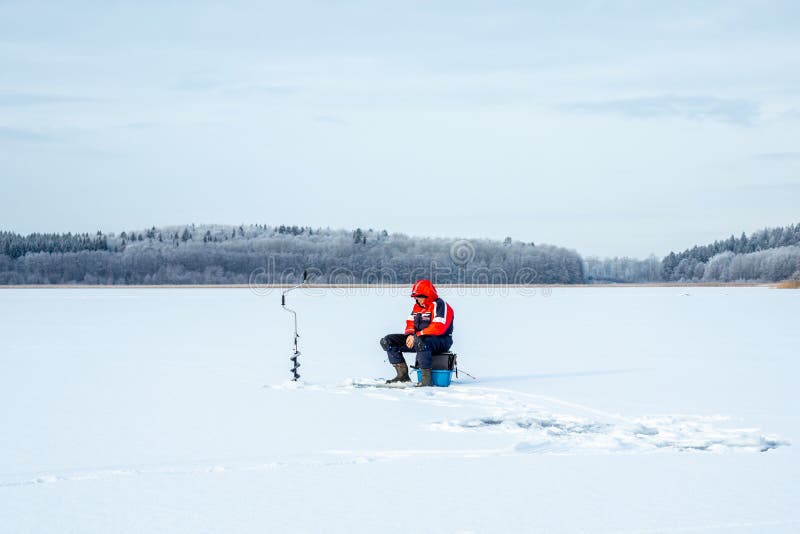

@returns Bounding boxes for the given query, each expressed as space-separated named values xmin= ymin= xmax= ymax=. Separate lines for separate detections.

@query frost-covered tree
xmin=584 ymin=255 xmax=662 ymax=283
xmin=0 ymin=224 xmax=589 ymax=285
xmin=662 ymin=221 xmax=800 ymax=282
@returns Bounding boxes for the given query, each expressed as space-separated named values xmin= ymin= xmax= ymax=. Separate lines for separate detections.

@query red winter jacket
xmin=404 ymin=279 xmax=455 ymax=337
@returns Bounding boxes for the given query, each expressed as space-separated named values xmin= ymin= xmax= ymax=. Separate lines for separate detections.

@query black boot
xmin=416 ymin=368 xmax=433 ymax=387
xmin=386 ymin=362 xmax=411 ymax=384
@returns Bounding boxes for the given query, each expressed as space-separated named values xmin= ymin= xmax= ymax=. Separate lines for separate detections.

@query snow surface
xmin=1 ymin=286 xmax=798 ymax=533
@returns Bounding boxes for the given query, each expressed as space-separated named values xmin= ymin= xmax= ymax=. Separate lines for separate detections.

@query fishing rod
xmin=281 ymin=270 xmax=308 ymax=381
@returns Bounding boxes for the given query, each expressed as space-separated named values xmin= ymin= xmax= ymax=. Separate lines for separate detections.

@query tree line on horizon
xmin=1 ymin=221 xmax=798 ymax=285
xmin=0 ymin=225 xmax=584 ymax=285
xmin=660 ymin=222 xmax=800 ymax=282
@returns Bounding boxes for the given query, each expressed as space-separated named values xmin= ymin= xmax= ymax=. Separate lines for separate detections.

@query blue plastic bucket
xmin=416 ymin=369 xmax=452 ymax=387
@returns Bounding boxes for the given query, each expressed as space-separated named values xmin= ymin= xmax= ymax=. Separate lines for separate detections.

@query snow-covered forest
xmin=2 ymin=221 xmax=799 ymax=285
xmin=661 ymin=222 xmax=800 ymax=282
xmin=0 ymin=225 xmax=584 ymax=285
xmin=583 ymin=255 xmax=663 ymax=283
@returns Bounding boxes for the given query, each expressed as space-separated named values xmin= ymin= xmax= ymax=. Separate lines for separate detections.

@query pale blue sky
xmin=1 ymin=1 xmax=799 ymax=257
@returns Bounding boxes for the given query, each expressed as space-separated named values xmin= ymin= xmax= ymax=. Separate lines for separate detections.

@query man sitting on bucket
xmin=380 ymin=279 xmax=455 ymax=386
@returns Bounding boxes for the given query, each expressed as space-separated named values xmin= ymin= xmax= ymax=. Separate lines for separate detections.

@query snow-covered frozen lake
xmin=1 ymin=286 xmax=798 ymax=533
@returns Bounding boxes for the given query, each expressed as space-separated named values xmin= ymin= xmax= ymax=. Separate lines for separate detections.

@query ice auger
xmin=281 ymin=270 xmax=307 ymax=381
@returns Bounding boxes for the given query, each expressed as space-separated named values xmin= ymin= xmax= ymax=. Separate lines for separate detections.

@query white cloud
xmin=561 ymin=95 xmax=759 ymax=125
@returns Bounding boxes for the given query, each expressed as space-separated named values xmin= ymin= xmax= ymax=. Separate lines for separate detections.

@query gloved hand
xmin=413 ymin=312 xmax=431 ymax=332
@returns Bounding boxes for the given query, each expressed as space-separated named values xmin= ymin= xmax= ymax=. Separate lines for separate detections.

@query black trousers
xmin=380 ymin=333 xmax=453 ymax=369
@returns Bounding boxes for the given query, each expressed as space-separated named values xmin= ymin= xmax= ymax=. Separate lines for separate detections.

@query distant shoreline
xmin=0 ymin=282 xmax=777 ymax=289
